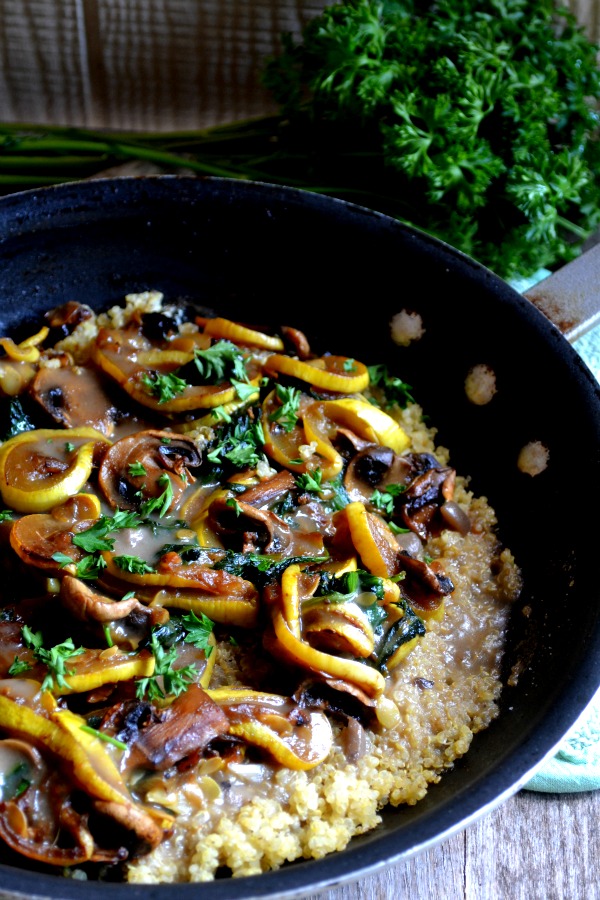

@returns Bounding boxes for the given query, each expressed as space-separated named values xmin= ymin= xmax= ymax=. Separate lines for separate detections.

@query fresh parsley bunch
xmin=262 ymin=0 xmax=600 ymax=279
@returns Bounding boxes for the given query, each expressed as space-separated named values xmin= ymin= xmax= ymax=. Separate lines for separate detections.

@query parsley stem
xmin=80 ymin=725 xmax=127 ymax=751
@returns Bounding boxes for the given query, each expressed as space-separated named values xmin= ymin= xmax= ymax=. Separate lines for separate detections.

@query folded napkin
xmin=513 ymin=270 xmax=600 ymax=792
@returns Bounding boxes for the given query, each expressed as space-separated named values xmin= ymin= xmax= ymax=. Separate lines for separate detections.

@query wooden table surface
xmin=301 ymin=789 xmax=599 ymax=900
xmin=0 ymin=3 xmax=599 ymax=898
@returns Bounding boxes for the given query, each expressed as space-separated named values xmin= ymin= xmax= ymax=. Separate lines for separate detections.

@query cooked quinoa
xmin=0 ymin=292 xmax=521 ymax=883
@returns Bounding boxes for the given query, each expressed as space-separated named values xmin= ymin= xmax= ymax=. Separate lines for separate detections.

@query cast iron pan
xmin=0 ymin=176 xmax=598 ymax=900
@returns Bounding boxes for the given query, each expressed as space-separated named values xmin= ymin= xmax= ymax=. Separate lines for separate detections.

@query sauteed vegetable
xmin=0 ymin=292 xmax=521 ymax=881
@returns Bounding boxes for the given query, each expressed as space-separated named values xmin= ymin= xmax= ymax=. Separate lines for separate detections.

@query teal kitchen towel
xmin=514 ymin=270 xmax=600 ymax=792
xmin=524 ymin=688 xmax=600 ymax=793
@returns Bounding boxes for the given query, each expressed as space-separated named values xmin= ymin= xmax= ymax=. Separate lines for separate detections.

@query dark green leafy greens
xmin=262 ymin=0 xmax=600 ymax=279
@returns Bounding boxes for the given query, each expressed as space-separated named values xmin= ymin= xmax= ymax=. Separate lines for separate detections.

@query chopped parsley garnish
xmin=269 ymin=384 xmax=301 ymax=432
xmin=181 ymin=610 xmax=215 ymax=657
xmin=8 ymin=655 xmax=31 ymax=676
xmin=231 ymin=378 xmax=259 ymax=402
xmin=112 ymin=555 xmax=155 ymax=575
xmin=0 ymin=509 xmax=14 ymax=523
xmin=225 ymin=497 xmax=243 ymax=517
xmin=193 ymin=340 xmax=249 ymax=383
xmin=128 ymin=461 xmax=148 ymax=477
xmin=139 ymin=473 xmax=174 ymax=518
xmin=72 ymin=510 xmax=143 ymax=553
xmin=206 ymin=413 xmax=266 ymax=471
xmin=367 ymin=364 xmax=414 ymax=409
xmin=52 ymin=551 xmax=108 ymax=581
xmin=141 ymin=370 xmax=188 ymax=404
xmin=370 ymin=484 xmax=406 ymax=516
xmin=21 ymin=627 xmax=85 ymax=693
xmin=295 ymin=468 xmax=324 ymax=494
xmin=135 ymin=625 xmax=197 ymax=701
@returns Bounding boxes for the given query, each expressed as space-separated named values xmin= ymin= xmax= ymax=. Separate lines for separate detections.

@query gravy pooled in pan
xmin=0 ymin=292 xmax=521 ymax=882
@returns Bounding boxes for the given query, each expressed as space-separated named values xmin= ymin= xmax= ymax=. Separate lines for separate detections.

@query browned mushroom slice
xmin=44 ymin=300 xmax=94 ymax=341
xmin=397 ymin=463 xmax=457 ymax=539
xmin=293 ymin=677 xmax=378 ymax=729
xmin=206 ymin=470 xmax=329 ymax=557
xmin=207 ymin=496 xmax=324 ymax=557
xmin=398 ymin=551 xmax=454 ymax=617
xmin=29 ymin=366 xmax=118 ymax=437
xmin=234 ymin=470 xmax=296 ymax=508
xmin=344 ymin=444 xmax=413 ymax=505
xmin=280 ymin=325 xmax=312 ymax=360
xmin=98 ymin=429 xmax=202 ymax=511
xmin=120 ymin=684 xmax=230 ymax=772
xmin=0 ymin=775 xmax=117 ymax=865
xmin=60 ymin=575 xmax=168 ymax=650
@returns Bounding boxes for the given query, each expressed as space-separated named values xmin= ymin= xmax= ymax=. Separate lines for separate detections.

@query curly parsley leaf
xmin=371 ymin=483 xmax=406 ymax=516
xmin=368 ymin=364 xmax=414 ymax=408
xmin=21 ymin=627 xmax=85 ymax=693
xmin=262 ymin=0 xmax=600 ymax=280
xmin=139 ymin=473 xmax=174 ymax=518
xmin=295 ymin=468 xmax=324 ymax=494
xmin=72 ymin=510 xmax=143 ymax=553
xmin=136 ymin=626 xmax=197 ymax=701
xmin=194 ymin=340 xmax=249 ymax=383
xmin=112 ymin=555 xmax=156 ymax=575
xmin=181 ymin=610 xmax=215 ymax=657
xmin=269 ymin=384 xmax=301 ymax=432
xmin=141 ymin=370 xmax=188 ymax=404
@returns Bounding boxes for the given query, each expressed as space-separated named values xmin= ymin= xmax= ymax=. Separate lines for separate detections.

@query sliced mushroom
xmin=344 ymin=444 xmax=413 ymax=505
xmin=398 ymin=465 xmax=457 ymax=539
xmin=202 ymin=469 xmax=324 ymax=555
xmin=44 ymin=300 xmax=94 ymax=343
xmin=29 ymin=366 xmax=118 ymax=437
xmin=121 ymin=684 xmax=230 ymax=772
xmin=60 ymin=575 xmax=160 ymax=624
xmin=98 ymin=429 xmax=202 ymax=511
xmin=280 ymin=325 xmax=312 ymax=360
xmin=397 ymin=551 xmax=454 ymax=617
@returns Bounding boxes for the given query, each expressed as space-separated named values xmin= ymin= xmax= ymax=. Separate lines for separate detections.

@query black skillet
xmin=0 ymin=175 xmax=598 ymax=900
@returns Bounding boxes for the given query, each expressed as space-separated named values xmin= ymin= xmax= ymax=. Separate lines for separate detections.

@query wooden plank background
xmin=0 ymin=3 xmax=599 ymax=899
xmin=0 ymin=0 xmax=597 ymax=131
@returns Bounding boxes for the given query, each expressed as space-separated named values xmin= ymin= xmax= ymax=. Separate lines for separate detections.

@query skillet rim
xmin=0 ymin=174 xmax=598 ymax=900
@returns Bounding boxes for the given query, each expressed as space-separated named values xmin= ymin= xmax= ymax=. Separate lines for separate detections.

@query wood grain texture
xmin=303 ymin=790 xmax=600 ymax=900
xmin=0 ymin=1 xmax=597 ymax=130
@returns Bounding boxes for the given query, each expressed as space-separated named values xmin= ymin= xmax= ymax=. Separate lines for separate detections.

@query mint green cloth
xmin=513 ymin=270 xmax=600 ymax=792
xmin=524 ymin=689 xmax=600 ymax=793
